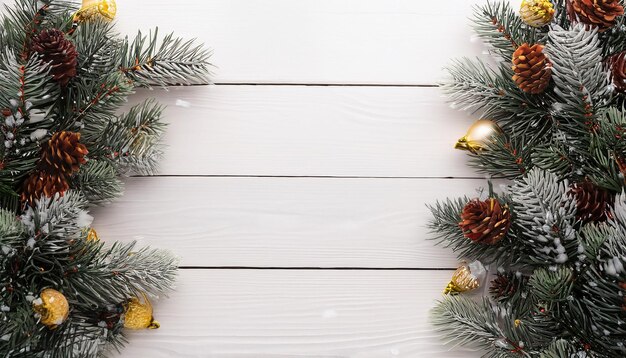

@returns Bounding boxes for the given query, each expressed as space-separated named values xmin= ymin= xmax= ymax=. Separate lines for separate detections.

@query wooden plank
xmin=132 ymin=85 xmax=477 ymax=178
xmin=110 ymin=0 xmax=485 ymax=85
xmin=112 ymin=269 xmax=479 ymax=358
xmin=91 ymin=177 xmax=486 ymax=268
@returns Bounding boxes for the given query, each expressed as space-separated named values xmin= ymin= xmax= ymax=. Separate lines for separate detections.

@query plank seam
xmin=178 ymin=266 xmax=457 ymax=271
xmin=167 ymin=83 xmax=440 ymax=88
xmin=130 ymin=174 xmax=491 ymax=180
xmin=213 ymin=83 xmax=440 ymax=88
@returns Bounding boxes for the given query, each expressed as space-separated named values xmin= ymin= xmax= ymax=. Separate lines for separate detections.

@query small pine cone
xmin=512 ymin=43 xmax=552 ymax=94
xmin=31 ymin=29 xmax=78 ymax=86
xmin=39 ymin=131 xmax=88 ymax=178
xmin=570 ymin=181 xmax=614 ymax=223
xmin=21 ymin=171 xmax=69 ymax=206
xmin=459 ymin=198 xmax=511 ymax=245
xmin=490 ymin=273 xmax=517 ymax=301
xmin=610 ymin=52 xmax=626 ymax=92
xmin=567 ymin=0 xmax=624 ymax=31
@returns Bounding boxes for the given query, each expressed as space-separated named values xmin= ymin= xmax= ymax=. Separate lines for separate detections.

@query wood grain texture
xmin=130 ymin=86 xmax=478 ymax=178
xmin=91 ymin=176 xmax=487 ymax=268
xmin=112 ymin=0 xmax=486 ymax=85
xmin=111 ymin=269 xmax=479 ymax=358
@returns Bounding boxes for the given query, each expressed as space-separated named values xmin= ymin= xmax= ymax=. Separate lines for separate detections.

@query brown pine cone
xmin=21 ymin=171 xmax=69 ymax=206
xmin=568 ymin=0 xmax=624 ymax=31
xmin=512 ymin=43 xmax=552 ymax=94
xmin=31 ymin=29 xmax=78 ymax=86
xmin=39 ymin=131 xmax=88 ymax=178
xmin=459 ymin=198 xmax=511 ymax=245
xmin=570 ymin=181 xmax=614 ymax=223
xmin=489 ymin=273 xmax=517 ymax=300
xmin=610 ymin=52 xmax=626 ymax=92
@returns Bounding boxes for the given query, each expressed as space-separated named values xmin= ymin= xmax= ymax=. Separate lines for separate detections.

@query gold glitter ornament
xmin=124 ymin=294 xmax=160 ymax=330
xmin=73 ymin=0 xmax=117 ymax=22
xmin=520 ymin=0 xmax=555 ymax=27
xmin=444 ymin=261 xmax=485 ymax=295
xmin=455 ymin=119 xmax=503 ymax=154
xmin=86 ymin=228 xmax=99 ymax=242
xmin=33 ymin=288 xmax=70 ymax=328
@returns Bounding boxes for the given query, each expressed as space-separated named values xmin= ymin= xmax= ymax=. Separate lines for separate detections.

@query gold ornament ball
xmin=520 ymin=0 xmax=555 ymax=28
xmin=33 ymin=288 xmax=70 ymax=329
xmin=444 ymin=263 xmax=482 ymax=295
xmin=74 ymin=0 xmax=117 ymax=22
xmin=455 ymin=119 xmax=503 ymax=154
xmin=124 ymin=295 xmax=160 ymax=330
xmin=86 ymin=228 xmax=99 ymax=242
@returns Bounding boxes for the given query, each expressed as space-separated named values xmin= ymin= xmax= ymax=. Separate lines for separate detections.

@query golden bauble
xmin=455 ymin=119 xmax=503 ymax=154
xmin=86 ymin=228 xmax=99 ymax=242
xmin=444 ymin=262 xmax=485 ymax=295
xmin=124 ymin=294 xmax=160 ymax=330
xmin=33 ymin=288 xmax=70 ymax=329
xmin=74 ymin=0 xmax=117 ymax=22
xmin=520 ymin=0 xmax=555 ymax=28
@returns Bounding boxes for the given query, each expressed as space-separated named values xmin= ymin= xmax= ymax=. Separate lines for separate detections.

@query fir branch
xmin=442 ymin=58 xmax=551 ymax=138
xmin=65 ymin=241 xmax=179 ymax=307
xmin=546 ymin=24 xmax=610 ymax=137
xmin=71 ymin=18 xmax=120 ymax=79
xmin=89 ymin=98 xmax=167 ymax=175
xmin=507 ymin=169 xmax=578 ymax=266
xmin=71 ymin=160 xmax=123 ymax=204
xmin=472 ymin=0 xmax=543 ymax=60
xmin=469 ymin=133 xmax=534 ymax=178
xmin=432 ymin=296 xmax=535 ymax=357
xmin=119 ymin=28 xmax=212 ymax=87
xmin=538 ymin=339 xmax=584 ymax=358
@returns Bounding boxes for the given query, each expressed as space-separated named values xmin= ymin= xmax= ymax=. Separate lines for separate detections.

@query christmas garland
xmin=0 ymin=0 xmax=210 ymax=356
xmin=430 ymin=0 xmax=626 ymax=357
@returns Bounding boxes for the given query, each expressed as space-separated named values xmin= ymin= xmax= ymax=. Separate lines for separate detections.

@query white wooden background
xmin=22 ymin=0 xmax=528 ymax=356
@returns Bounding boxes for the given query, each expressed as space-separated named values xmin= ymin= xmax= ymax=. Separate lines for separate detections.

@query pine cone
xmin=568 ymin=0 xmax=624 ymax=31
xmin=570 ymin=181 xmax=614 ymax=223
xmin=490 ymin=273 xmax=519 ymax=301
xmin=459 ymin=198 xmax=511 ymax=245
xmin=512 ymin=43 xmax=552 ymax=94
xmin=31 ymin=29 xmax=78 ymax=86
xmin=20 ymin=132 xmax=87 ymax=206
xmin=21 ymin=171 xmax=69 ymax=206
xmin=610 ymin=52 xmax=626 ymax=92
xmin=39 ymin=131 xmax=88 ymax=178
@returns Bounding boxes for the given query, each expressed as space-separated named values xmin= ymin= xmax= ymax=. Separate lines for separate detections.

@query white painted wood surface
xmin=128 ymin=86 xmax=478 ymax=178
xmin=92 ymin=177 xmax=487 ymax=268
xmin=113 ymin=270 xmax=476 ymax=358
xmin=114 ymin=0 xmax=486 ymax=85
xmin=0 ymin=0 xmax=508 ymax=355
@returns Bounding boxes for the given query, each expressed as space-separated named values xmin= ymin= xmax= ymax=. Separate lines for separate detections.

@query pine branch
xmin=469 ymin=133 xmax=534 ymax=178
xmin=538 ymin=339 xmax=584 ymax=358
xmin=65 ymin=241 xmax=179 ymax=307
xmin=442 ymin=58 xmax=551 ymax=138
xmin=472 ymin=0 xmax=543 ymax=60
xmin=432 ymin=296 xmax=537 ymax=357
xmin=120 ymin=28 xmax=212 ymax=87
xmin=71 ymin=160 xmax=123 ymax=204
xmin=546 ymin=24 xmax=609 ymax=139
xmin=87 ymin=98 xmax=167 ymax=175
